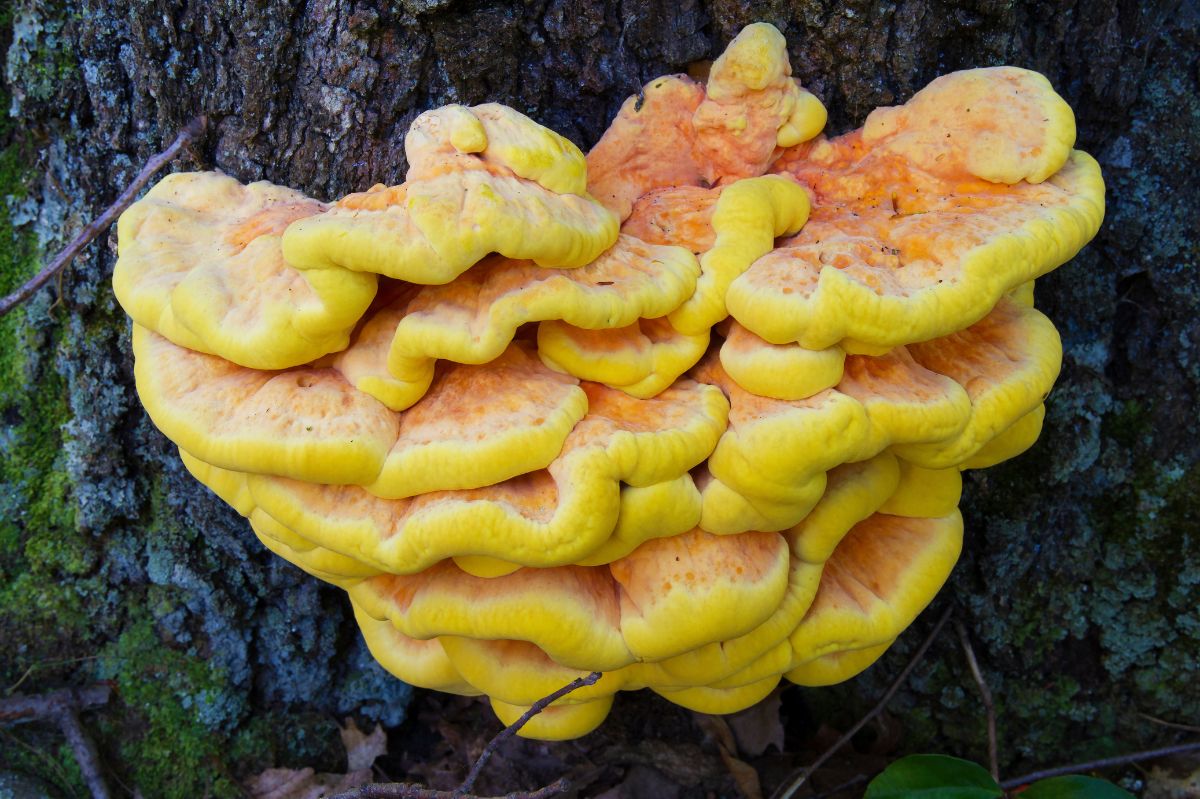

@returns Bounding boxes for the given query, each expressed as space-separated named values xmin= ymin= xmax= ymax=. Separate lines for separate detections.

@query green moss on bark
xmin=93 ymin=619 xmax=241 ymax=799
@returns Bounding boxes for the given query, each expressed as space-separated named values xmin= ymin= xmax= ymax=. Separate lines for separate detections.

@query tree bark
xmin=0 ymin=0 xmax=1196 ymax=795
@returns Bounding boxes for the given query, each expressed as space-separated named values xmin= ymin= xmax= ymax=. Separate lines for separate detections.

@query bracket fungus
xmin=115 ymin=22 xmax=1104 ymax=740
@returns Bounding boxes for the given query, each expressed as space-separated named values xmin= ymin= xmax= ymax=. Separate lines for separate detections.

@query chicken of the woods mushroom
xmin=113 ymin=22 xmax=1104 ymax=740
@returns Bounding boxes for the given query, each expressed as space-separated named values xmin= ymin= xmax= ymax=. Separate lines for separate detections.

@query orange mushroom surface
xmin=729 ymin=67 xmax=1104 ymax=351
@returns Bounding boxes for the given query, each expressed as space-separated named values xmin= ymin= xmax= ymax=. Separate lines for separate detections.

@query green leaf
xmin=865 ymin=754 xmax=1004 ymax=799
xmin=1019 ymin=775 xmax=1136 ymax=798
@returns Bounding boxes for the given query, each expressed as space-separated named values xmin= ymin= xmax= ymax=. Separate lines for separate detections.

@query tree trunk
xmin=1 ymin=0 xmax=1196 ymax=795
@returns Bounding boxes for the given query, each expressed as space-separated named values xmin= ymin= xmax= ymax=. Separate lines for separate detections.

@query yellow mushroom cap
xmin=691 ymin=341 xmax=974 ymax=534
xmin=693 ymin=22 xmax=828 ymax=183
xmin=669 ymin=174 xmax=811 ymax=335
xmin=732 ymin=147 xmax=1102 ymax=350
xmin=333 ymin=451 xmax=952 ymax=728
xmin=785 ymin=511 xmax=963 ymax=684
xmin=586 ymin=22 xmax=825 ymax=220
xmin=538 ymin=316 xmax=710 ymax=399
xmin=178 ymin=379 xmax=724 ymax=574
xmin=385 ymin=234 xmax=700 ymax=383
xmin=349 ymin=526 xmax=790 ymax=671
xmin=114 ymin=171 xmax=377 ymax=369
xmin=135 ymin=327 xmax=588 ymax=494
xmin=249 ymin=511 xmax=380 ymax=585
xmin=783 ymin=642 xmax=896 ymax=687
xmin=878 ymin=460 xmax=963 ymax=518
xmin=282 ymin=104 xmax=619 ymax=283
xmin=862 ymin=67 xmax=1076 ymax=185
xmin=328 ymin=286 xmax=434 ymax=412
xmin=895 ymin=298 xmax=1062 ymax=468
xmin=719 ymin=321 xmax=846 ymax=401
xmin=490 ymin=695 xmax=615 ymax=741
xmin=353 ymin=607 xmax=479 ymax=696
xmin=405 ymin=103 xmax=589 ymax=195
xmin=962 ymin=404 xmax=1046 ymax=470
xmin=727 ymin=65 xmax=1103 ymax=352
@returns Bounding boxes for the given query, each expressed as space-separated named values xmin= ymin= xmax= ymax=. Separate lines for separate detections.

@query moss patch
xmin=93 ymin=618 xmax=242 ymax=798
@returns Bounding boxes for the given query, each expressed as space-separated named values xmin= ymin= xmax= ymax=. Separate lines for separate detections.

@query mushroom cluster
xmin=114 ymin=24 xmax=1104 ymax=740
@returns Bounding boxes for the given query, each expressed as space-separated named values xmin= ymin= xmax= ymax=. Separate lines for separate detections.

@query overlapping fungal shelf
xmin=114 ymin=23 xmax=1105 ymax=740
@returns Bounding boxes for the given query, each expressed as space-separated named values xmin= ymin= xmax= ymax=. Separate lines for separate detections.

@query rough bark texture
xmin=0 ymin=0 xmax=1196 ymax=795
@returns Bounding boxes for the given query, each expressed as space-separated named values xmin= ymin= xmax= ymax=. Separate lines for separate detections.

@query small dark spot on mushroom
xmin=597 ymin=280 xmax=614 ymax=286
xmin=634 ymin=91 xmax=646 ymax=112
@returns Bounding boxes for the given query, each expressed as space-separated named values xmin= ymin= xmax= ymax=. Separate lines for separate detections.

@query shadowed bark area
xmin=0 ymin=0 xmax=1196 ymax=795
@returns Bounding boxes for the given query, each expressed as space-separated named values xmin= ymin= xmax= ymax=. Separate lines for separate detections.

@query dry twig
xmin=332 ymin=672 xmax=603 ymax=799
xmin=339 ymin=778 xmax=569 ymax=799
xmin=0 ymin=685 xmax=113 ymax=799
xmin=0 ymin=117 xmax=206 ymax=318
xmin=999 ymin=740 xmax=1200 ymax=790
xmin=769 ymin=604 xmax=954 ymax=799
xmin=1138 ymin=713 xmax=1200 ymax=734
xmin=956 ymin=620 xmax=999 ymax=783
xmin=810 ymin=773 xmax=868 ymax=799
xmin=457 ymin=671 xmax=601 ymax=795
xmin=5 ymin=655 xmax=100 ymax=696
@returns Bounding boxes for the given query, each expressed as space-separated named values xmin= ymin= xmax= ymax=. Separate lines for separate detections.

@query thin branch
xmin=0 ymin=686 xmax=113 ymax=799
xmin=956 ymin=620 xmax=999 ymax=783
xmin=0 ymin=685 xmax=111 ymax=724
xmin=456 ymin=672 xmax=602 ymax=795
xmin=999 ymin=741 xmax=1200 ymax=789
xmin=811 ymin=774 xmax=868 ymax=799
xmin=57 ymin=708 xmax=111 ymax=799
xmin=0 ymin=117 xmax=206 ymax=318
xmin=1138 ymin=713 xmax=1200 ymax=734
xmin=769 ymin=605 xmax=954 ymax=799
xmin=5 ymin=655 xmax=100 ymax=696
xmin=339 ymin=778 xmax=568 ymax=799
xmin=332 ymin=671 xmax=602 ymax=799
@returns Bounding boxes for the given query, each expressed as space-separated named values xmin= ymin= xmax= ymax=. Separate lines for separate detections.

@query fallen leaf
xmin=694 ymin=713 xmax=764 ymax=799
xmin=340 ymin=717 xmax=388 ymax=771
xmin=245 ymin=718 xmax=389 ymax=798
xmin=727 ymin=690 xmax=785 ymax=757
xmin=245 ymin=767 xmax=372 ymax=799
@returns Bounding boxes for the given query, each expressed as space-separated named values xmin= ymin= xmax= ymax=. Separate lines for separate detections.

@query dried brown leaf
xmin=340 ymin=717 xmax=388 ymax=771
xmin=694 ymin=714 xmax=763 ymax=799
xmin=245 ymin=717 xmax=387 ymax=798
xmin=727 ymin=691 xmax=785 ymax=758
xmin=245 ymin=767 xmax=372 ymax=799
